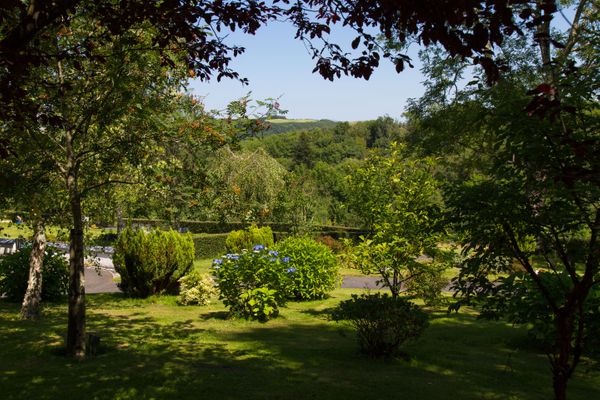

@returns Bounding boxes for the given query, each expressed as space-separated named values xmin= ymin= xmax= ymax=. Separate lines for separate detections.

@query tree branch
xmin=503 ymin=223 xmax=559 ymax=313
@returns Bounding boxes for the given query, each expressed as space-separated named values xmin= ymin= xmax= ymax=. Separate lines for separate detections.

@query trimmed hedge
xmin=192 ymin=233 xmax=228 ymax=259
xmin=129 ymin=218 xmax=366 ymax=238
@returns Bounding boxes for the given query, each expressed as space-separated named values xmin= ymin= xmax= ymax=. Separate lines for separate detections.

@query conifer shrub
xmin=0 ymin=246 xmax=68 ymax=302
xmin=274 ymin=237 xmax=340 ymax=300
xmin=225 ymin=225 xmax=274 ymax=253
xmin=113 ymin=227 xmax=194 ymax=298
xmin=331 ymin=293 xmax=429 ymax=358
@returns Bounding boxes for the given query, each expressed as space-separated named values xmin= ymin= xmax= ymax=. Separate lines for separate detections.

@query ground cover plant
xmin=0 ymin=289 xmax=598 ymax=400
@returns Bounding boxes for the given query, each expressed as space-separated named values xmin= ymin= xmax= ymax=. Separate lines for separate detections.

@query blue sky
xmin=189 ymin=21 xmax=425 ymax=122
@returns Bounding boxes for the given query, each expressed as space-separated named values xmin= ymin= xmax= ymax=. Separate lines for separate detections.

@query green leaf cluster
xmin=274 ymin=237 xmax=340 ymax=300
xmin=0 ymin=246 xmax=68 ymax=302
xmin=225 ymin=225 xmax=274 ymax=253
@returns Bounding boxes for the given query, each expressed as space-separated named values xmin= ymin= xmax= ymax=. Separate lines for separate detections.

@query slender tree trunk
xmin=116 ymin=207 xmax=123 ymax=235
xmin=65 ymin=136 xmax=86 ymax=358
xmin=552 ymin=312 xmax=573 ymax=400
xmin=20 ymin=217 xmax=46 ymax=320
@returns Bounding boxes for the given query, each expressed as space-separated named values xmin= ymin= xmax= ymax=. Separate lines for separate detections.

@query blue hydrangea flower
xmin=281 ymin=257 xmax=291 ymax=263
xmin=269 ymin=257 xmax=277 ymax=262
xmin=286 ymin=267 xmax=297 ymax=273
xmin=268 ymin=250 xmax=279 ymax=256
xmin=225 ymin=254 xmax=239 ymax=260
xmin=213 ymin=259 xmax=223 ymax=265
xmin=253 ymin=244 xmax=265 ymax=251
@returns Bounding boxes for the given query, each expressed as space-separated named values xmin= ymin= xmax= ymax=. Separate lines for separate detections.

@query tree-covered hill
xmin=260 ymin=119 xmax=339 ymax=136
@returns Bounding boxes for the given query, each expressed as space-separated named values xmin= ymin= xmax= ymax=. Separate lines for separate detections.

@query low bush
xmin=315 ymin=235 xmax=345 ymax=253
xmin=404 ymin=262 xmax=448 ymax=306
xmin=177 ymin=270 xmax=217 ymax=306
xmin=225 ymin=225 xmax=274 ymax=253
xmin=113 ymin=227 xmax=194 ymax=298
xmin=0 ymin=246 xmax=68 ymax=302
xmin=238 ymin=287 xmax=280 ymax=322
xmin=212 ymin=245 xmax=292 ymax=321
xmin=331 ymin=293 xmax=429 ymax=358
xmin=274 ymin=237 xmax=339 ymax=300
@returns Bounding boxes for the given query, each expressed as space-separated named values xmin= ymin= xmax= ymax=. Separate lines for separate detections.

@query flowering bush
xmin=177 ymin=270 xmax=217 ymax=306
xmin=212 ymin=245 xmax=293 ymax=320
xmin=0 ymin=246 xmax=68 ymax=302
xmin=274 ymin=237 xmax=340 ymax=300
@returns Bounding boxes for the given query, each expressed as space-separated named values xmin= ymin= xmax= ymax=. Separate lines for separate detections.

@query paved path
xmin=85 ymin=256 xmax=120 ymax=294
xmin=84 ymin=256 xmax=384 ymax=293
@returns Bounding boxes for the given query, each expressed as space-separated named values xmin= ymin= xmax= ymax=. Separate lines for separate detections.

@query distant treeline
xmin=260 ymin=119 xmax=339 ymax=136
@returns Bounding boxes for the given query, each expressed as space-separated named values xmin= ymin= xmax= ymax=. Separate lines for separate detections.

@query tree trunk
xmin=551 ymin=308 xmax=576 ymax=400
xmin=20 ymin=217 xmax=46 ymax=320
xmin=65 ymin=157 xmax=86 ymax=358
xmin=116 ymin=207 xmax=123 ymax=235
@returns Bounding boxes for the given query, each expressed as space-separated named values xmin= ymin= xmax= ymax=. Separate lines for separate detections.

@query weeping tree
xmin=207 ymin=147 xmax=287 ymax=222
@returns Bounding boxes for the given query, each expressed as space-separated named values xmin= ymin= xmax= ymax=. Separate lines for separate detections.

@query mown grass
xmin=1 ymin=289 xmax=598 ymax=400
xmin=0 ymin=222 xmax=111 ymax=242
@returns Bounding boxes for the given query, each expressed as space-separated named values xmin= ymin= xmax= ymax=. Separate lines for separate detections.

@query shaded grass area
xmin=0 ymin=290 xmax=598 ymax=400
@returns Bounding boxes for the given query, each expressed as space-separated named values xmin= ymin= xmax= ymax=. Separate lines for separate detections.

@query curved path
xmin=84 ymin=256 xmax=383 ymax=293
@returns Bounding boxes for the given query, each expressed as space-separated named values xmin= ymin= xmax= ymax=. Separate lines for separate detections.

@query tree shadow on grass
xmin=1 ymin=299 xmax=598 ymax=400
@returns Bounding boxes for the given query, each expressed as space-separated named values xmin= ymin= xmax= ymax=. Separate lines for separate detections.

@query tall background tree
xmin=404 ymin=2 xmax=599 ymax=398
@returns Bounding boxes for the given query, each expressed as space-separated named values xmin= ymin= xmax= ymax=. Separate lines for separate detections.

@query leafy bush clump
xmin=239 ymin=287 xmax=280 ymax=322
xmin=0 ymin=246 xmax=68 ymax=302
xmin=177 ymin=270 xmax=217 ymax=306
xmin=113 ymin=227 xmax=194 ymax=298
xmin=274 ymin=237 xmax=339 ymax=300
xmin=225 ymin=225 xmax=274 ymax=253
xmin=331 ymin=293 xmax=429 ymax=357
xmin=212 ymin=245 xmax=292 ymax=321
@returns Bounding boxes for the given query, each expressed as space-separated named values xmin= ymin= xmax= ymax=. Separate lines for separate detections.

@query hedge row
xmin=192 ymin=233 xmax=228 ymax=260
xmin=129 ymin=218 xmax=367 ymax=238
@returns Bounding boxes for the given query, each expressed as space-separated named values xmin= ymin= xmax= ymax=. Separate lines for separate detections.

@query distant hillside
xmin=260 ymin=118 xmax=339 ymax=135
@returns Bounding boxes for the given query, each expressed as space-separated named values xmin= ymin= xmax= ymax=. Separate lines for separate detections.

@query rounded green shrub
xmin=212 ymin=245 xmax=291 ymax=321
xmin=177 ymin=271 xmax=217 ymax=306
xmin=274 ymin=237 xmax=340 ymax=300
xmin=0 ymin=246 xmax=68 ymax=302
xmin=225 ymin=225 xmax=274 ymax=253
xmin=331 ymin=293 xmax=429 ymax=358
xmin=113 ymin=227 xmax=194 ymax=298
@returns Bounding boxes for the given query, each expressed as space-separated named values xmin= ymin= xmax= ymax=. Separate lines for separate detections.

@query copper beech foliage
xmin=1 ymin=1 xmax=555 ymax=96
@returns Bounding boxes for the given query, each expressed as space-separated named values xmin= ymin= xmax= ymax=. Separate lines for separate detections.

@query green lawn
xmin=0 ymin=222 xmax=112 ymax=243
xmin=1 ymin=290 xmax=598 ymax=400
